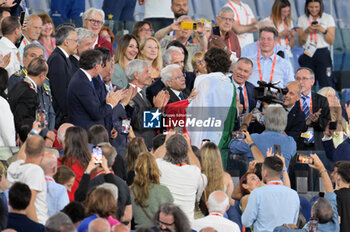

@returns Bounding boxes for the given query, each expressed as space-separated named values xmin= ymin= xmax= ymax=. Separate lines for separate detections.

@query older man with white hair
xmin=82 ymin=8 xmax=113 ymax=56
xmin=229 ymin=104 xmax=296 ymax=169
xmin=193 ymin=191 xmax=240 ymax=232
xmin=160 ymin=64 xmax=190 ymax=104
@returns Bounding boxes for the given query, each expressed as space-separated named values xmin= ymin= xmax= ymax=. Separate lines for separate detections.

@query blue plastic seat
xmin=211 ymin=0 xmax=228 ymax=16
xmin=90 ymin=0 xmax=103 ymax=9
xmin=244 ymin=0 xmax=258 ymax=19
xmin=192 ymin=0 xmax=215 ymax=21
xmin=295 ymin=0 xmax=306 ymax=17
xmin=335 ymin=0 xmax=350 ymax=29
xmin=26 ymin=0 xmax=50 ymax=14
xmin=187 ymin=0 xmax=195 ymax=19
xmin=255 ymin=0 xmax=275 ymax=20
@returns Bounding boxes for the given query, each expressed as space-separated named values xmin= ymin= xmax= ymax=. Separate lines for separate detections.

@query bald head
xmin=57 ymin=123 xmax=74 ymax=145
xmin=40 ymin=152 xmax=57 ymax=176
xmin=24 ymin=14 xmax=43 ymax=42
xmin=25 ymin=135 xmax=45 ymax=158
xmin=112 ymin=224 xmax=129 ymax=232
xmin=200 ymin=227 xmax=218 ymax=232
xmin=207 ymin=191 xmax=229 ymax=213
xmin=88 ymin=218 xmax=110 ymax=232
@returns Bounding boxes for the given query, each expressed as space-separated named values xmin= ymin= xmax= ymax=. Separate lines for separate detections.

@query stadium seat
xmin=341 ymin=88 xmax=350 ymax=103
xmin=335 ymin=0 xmax=350 ymax=29
xmin=192 ymin=0 xmax=215 ymax=21
xmin=187 ymin=0 xmax=194 ymax=18
xmin=244 ymin=0 xmax=258 ymax=20
xmin=26 ymin=0 xmax=50 ymax=14
xmin=85 ymin=0 xmax=91 ymax=10
xmin=295 ymin=0 xmax=306 ymax=17
xmin=255 ymin=0 xmax=275 ymax=20
xmin=289 ymin=0 xmax=298 ymax=26
xmin=298 ymin=195 xmax=311 ymax=221
xmin=211 ymin=0 xmax=227 ymax=17
xmin=90 ymin=0 xmax=103 ymax=9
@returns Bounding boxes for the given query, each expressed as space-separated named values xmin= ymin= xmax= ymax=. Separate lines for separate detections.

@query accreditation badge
xmin=304 ymin=41 xmax=317 ymax=57
xmin=301 ymin=127 xmax=315 ymax=144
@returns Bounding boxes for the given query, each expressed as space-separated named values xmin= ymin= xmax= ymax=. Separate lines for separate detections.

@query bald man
xmin=283 ymin=81 xmax=306 ymax=149
xmin=88 ymin=218 xmax=111 ymax=232
xmin=40 ymin=151 xmax=69 ymax=216
xmin=18 ymin=14 xmax=43 ymax=59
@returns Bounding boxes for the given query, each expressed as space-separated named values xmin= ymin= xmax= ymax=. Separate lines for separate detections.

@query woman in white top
xmin=0 ymin=67 xmax=16 ymax=147
xmin=297 ymin=0 xmax=335 ymax=88
xmin=264 ymin=0 xmax=296 ymax=63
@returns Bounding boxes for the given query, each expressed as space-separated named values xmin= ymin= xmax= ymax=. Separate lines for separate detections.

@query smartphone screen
xmin=20 ymin=11 xmax=25 ymax=26
xmin=273 ymin=144 xmax=281 ymax=155
xmin=174 ymin=127 xmax=183 ymax=135
xmin=92 ymin=146 xmax=103 ymax=164
xmin=35 ymin=109 xmax=46 ymax=128
xmin=296 ymin=154 xmax=314 ymax=164
xmin=121 ymin=119 xmax=130 ymax=134
xmin=213 ymin=26 xmax=220 ymax=36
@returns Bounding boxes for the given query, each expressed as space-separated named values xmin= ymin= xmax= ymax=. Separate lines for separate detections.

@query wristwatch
xmin=323 ymin=29 xmax=328 ymax=35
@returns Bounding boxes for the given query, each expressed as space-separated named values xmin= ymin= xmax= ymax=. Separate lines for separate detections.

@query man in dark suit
xmin=67 ymin=49 xmax=124 ymax=131
xmin=125 ymin=59 xmax=170 ymax=149
xmin=232 ymin=57 xmax=256 ymax=114
xmin=160 ymin=64 xmax=190 ymax=104
xmin=8 ymin=58 xmax=48 ymax=132
xmin=146 ymin=46 xmax=194 ymax=105
xmin=83 ymin=8 xmax=113 ymax=56
xmin=69 ymin=28 xmax=95 ymax=74
xmin=47 ymin=25 xmax=77 ymax=128
xmin=283 ymin=81 xmax=306 ymax=149
xmin=295 ymin=67 xmax=330 ymax=150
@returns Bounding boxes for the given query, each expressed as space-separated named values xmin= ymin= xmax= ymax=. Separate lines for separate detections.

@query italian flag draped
xmin=164 ymin=72 xmax=237 ymax=168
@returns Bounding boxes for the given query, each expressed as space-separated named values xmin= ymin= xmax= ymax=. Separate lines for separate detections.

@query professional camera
xmin=253 ymin=81 xmax=288 ymax=105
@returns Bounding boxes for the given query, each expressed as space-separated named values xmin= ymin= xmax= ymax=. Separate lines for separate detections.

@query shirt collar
xmin=93 ymin=37 xmax=98 ymax=48
xmin=285 ymin=104 xmax=294 ymax=113
xmin=26 ymin=75 xmax=37 ymax=91
xmin=80 ymin=68 xmax=93 ymax=82
xmin=129 ymin=83 xmax=142 ymax=93
xmin=58 ymin=46 xmax=70 ymax=58
xmin=233 ymin=80 xmax=245 ymax=89
xmin=170 ymin=88 xmax=181 ymax=97
xmin=0 ymin=36 xmax=16 ymax=49
xmin=302 ymin=91 xmax=312 ymax=99
xmin=73 ymin=54 xmax=80 ymax=60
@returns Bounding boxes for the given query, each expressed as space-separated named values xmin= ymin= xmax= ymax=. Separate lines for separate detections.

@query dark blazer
xmin=126 ymin=87 xmax=157 ymax=150
xmin=67 ymin=69 xmax=112 ymax=131
xmin=8 ymin=81 xmax=39 ymax=131
xmin=69 ymin=55 xmax=80 ymax=74
xmin=47 ymin=47 xmax=75 ymax=127
xmin=166 ymin=86 xmax=190 ymax=104
xmin=285 ymin=102 xmax=306 ymax=149
xmin=323 ymin=138 xmax=350 ymax=162
xmin=244 ymin=81 xmax=257 ymax=112
xmin=92 ymin=75 xmax=108 ymax=104
xmin=309 ymin=92 xmax=331 ymax=132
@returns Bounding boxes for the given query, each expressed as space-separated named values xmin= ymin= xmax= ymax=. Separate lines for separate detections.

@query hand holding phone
xmin=92 ymin=146 xmax=103 ymax=165
xmin=296 ymin=153 xmax=314 ymax=164
xmin=180 ymin=21 xmax=198 ymax=30
xmin=35 ymin=109 xmax=46 ymax=128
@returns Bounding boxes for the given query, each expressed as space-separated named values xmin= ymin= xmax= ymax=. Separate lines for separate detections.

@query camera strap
xmin=257 ymin=44 xmax=277 ymax=83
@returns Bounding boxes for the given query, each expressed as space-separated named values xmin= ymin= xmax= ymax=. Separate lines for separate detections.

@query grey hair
xmin=45 ymin=212 xmax=73 ymax=230
xmin=264 ymin=104 xmax=287 ymax=133
xmin=83 ymin=8 xmax=105 ymax=23
xmin=163 ymin=46 xmax=183 ymax=65
xmin=97 ymin=183 xmax=118 ymax=201
xmin=311 ymin=197 xmax=334 ymax=223
xmin=177 ymin=15 xmax=192 ymax=22
xmin=57 ymin=123 xmax=74 ymax=145
xmin=55 ymin=25 xmax=75 ymax=46
xmin=207 ymin=191 xmax=229 ymax=213
xmin=296 ymin=67 xmax=315 ymax=80
xmin=125 ymin=59 xmax=149 ymax=82
xmin=160 ymin=64 xmax=181 ymax=86
xmin=218 ymin=6 xmax=234 ymax=16
xmin=164 ymin=134 xmax=189 ymax=164
xmin=98 ymin=142 xmax=117 ymax=168
xmin=75 ymin=27 xmax=94 ymax=44
xmin=23 ymin=43 xmax=45 ymax=57
xmin=318 ymin=87 xmax=336 ymax=98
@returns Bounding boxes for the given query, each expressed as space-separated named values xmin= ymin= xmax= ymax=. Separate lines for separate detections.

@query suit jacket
xmin=309 ymin=92 xmax=330 ymax=132
xmin=166 ymin=86 xmax=190 ymax=104
xmin=323 ymin=137 xmax=350 ymax=162
xmin=96 ymin=36 xmax=113 ymax=57
xmin=47 ymin=47 xmax=75 ymax=127
xmin=285 ymin=102 xmax=306 ymax=149
xmin=126 ymin=86 xmax=157 ymax=150
xmin=8 ymin=80 xmax=39 ymax=131
xmin=244 ymin=81 xmax=257 ymax=112
xmin=67 ymin=69 xmax=112 ymax=131
xmin=69 ymin=55 xmax=79 ymax=74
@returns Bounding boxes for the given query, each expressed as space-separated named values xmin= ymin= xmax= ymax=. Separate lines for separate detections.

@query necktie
xmin=179 ymin=92 xmax=185 ymax=100
xmin=302 ymin=95 xmax=310 ymax=119
xmin=238 ymin=87 xmax=246 ymax=113
xmin=91 ymin=80 xmax=95 ymax=89
xmin=109 ymin=85 xmax=113 ymax=92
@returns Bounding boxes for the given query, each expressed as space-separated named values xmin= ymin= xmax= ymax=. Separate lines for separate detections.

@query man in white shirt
xmin=7 ymin=135 xmax=49 ymax=224
xmin=225 ymin=0 xmax=258 ymax=49
xmin=0 ymin=16 xmax=22 ymax=76
xmin=139 ymin=0 xmax=173 ymax=32
xmin=193 ymin=191 xmax=240 ymax=232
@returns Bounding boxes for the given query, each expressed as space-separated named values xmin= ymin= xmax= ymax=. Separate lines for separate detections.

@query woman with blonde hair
xmin=130 ymin=152 xmax=173 ymax=228
xmin=191 ymin=52 xmax=207 ymax=77
xmin=318 ymin=87 xmax=349 ymax=147
xmin=200 ymin=142 xmax=234 ymax=206
xmin=138 ymin=37 xmax=162 ymax=80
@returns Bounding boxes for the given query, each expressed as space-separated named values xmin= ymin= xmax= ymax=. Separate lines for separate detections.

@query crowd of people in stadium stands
xmin=0 ymin=0 xmax=349 ymax=231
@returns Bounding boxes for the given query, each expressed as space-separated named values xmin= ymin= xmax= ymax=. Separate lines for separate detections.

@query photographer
xmin=229 ymin=104 xmax=296 ymax=170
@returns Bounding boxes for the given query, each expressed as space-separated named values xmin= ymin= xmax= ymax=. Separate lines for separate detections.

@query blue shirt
xmin=229 ymin=131 xmax=296 ymax=169
xmin=273 ymin=192 xmax=339 ymax=232
xmin=242 ymin=183 xmax=300 ymax=232
xmin=242 ymin=42 xmax=289 ymax=61
xmin=247 ymin=52 xmax=294 ymax=88
xmin=45 ymin=176 xmax=69 ymax=217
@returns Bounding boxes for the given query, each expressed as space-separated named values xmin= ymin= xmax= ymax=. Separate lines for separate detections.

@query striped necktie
xmin=302 ymin=95 xmax=310 ymax=119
